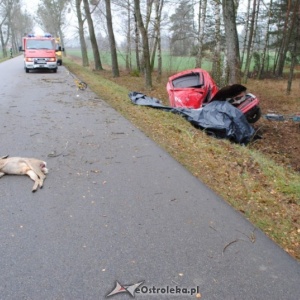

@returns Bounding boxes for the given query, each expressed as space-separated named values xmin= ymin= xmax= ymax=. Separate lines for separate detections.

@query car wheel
xmin=246 ymin=106 xmax=261 ymax=123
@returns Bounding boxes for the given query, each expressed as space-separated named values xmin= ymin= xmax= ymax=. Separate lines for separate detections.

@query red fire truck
xmin=19 ymin=34 xmax=61 ymax=73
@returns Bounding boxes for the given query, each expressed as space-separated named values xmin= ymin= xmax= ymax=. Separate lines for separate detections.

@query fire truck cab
xmin=19 ymin=34 xmax=60 ymax=73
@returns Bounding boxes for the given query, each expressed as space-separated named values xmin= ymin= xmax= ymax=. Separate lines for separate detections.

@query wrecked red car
xmin=166 ymin=68 xmax=261 ymax=123
xmin=166 ymin=68 xmax=218 ymax=109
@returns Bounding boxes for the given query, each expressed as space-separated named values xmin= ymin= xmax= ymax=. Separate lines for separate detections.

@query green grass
xmin=66 ymin=48 xmax=212 ymax=73
xmin=0 ymin=56 xmax=8 ymax=62
xmin=252 ymin=152 xmax=300 ymax=201
xmin=67 ymin=48 xmax=297 ymax=78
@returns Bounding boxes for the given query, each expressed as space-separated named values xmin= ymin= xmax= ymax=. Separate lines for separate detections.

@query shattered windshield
xmin=26 ymin=39 xmax=54 ymax=50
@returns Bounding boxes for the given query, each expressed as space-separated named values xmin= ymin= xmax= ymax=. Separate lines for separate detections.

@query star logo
xmin=106 ymin=281 xmax=144 ymax=298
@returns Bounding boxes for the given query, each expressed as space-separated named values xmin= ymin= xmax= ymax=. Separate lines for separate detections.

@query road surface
xmin=0 ymin=56 xmax=299 ymax=299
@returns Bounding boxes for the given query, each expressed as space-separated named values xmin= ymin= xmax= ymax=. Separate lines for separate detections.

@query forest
xmin=0 ymin=0 xmax=299 ymax=91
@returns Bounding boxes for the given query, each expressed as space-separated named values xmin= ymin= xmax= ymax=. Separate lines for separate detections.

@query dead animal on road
xmin=0 ymin=156 xmax=48 ymax=192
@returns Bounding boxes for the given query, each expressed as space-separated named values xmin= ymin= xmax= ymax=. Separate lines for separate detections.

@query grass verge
xmin=63 ymin=57 xmax=300 ymax=260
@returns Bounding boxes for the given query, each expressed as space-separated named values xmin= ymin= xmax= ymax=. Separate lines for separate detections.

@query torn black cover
xmin=129 ymin=92 xmax=255 ymax=144
xmin=128 ymin=91 xmax=172 ymax=110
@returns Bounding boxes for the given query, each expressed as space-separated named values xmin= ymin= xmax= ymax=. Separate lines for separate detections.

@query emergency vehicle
xmin=19 ymin=33 xmax=61 ymax=73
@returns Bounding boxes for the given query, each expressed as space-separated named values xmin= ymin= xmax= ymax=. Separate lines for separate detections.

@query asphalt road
xmin=0 ymin=56 xmax=299 ymax=300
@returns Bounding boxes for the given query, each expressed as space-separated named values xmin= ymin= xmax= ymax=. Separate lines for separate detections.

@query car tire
xmin=246 ymin=106 xmax=261 ymax=123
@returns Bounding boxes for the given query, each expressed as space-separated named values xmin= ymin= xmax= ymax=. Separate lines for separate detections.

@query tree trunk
xmin=145 ymin=0 xmax=154 ymax=31
xmin=240 ymin=0 xmax=251 ymax=69
xmin=286 ymin=0 xmax=300 ymax=94
xmin=75 ymin=0 xmax=89 ymax=67
xmin=0 ymin=8 xmax=9 ymax=58
xmin=134 ymin=0 xmax=152 ymax=88
xmin=125 ymin=0 xmax=131 ymax=71
xmin=258 ymin=0 xmax=273 ymax=79
xmin=151 ymin=0 xmax=163 ymax=81
xmin=196 ymin=0 xmax=207 ymax=68
xmin=211 ymin=0 xmax=222 ymax=86
xmin=82 ymin=0 xmax=103 ymax=70
xmin=275 ymin=0 xmax=292 ymax=77
xmin=105 ymin=0 xmax=119 ymax=77
xmin=155 ymin=0 xmax=163 ymax=82
xmin=0 ymin=26 xmax=7 ymax=57
xmin=242 ymin=0 xmax=259 ymax=83
xmin=150 ymin=37 xmax=158 ymax=72
xmin=133 ymin=13 xmax=141 ymax=72
xmin=222 ymin=0 xmax=241 ymax=84
xmin=222 ymin=49 xmax=228 ymax=84
xmin=286 ymin=39 xmax=297 ymax=95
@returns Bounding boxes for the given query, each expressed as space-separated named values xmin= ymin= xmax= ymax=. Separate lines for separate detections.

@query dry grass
xmin=64 ymin=58 xmax=300 ymax=260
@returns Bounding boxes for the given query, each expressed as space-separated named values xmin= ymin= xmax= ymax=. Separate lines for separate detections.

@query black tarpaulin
xmin=128 ymin=91 xmax=255 ymax=144
xmin=128 ymin=91 xmax=171 ymax=110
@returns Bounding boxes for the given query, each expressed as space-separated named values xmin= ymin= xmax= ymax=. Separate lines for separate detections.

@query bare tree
xmin=82 ymin=0 xmax=103 ymax=70
xmin=240 ymin=0 xmax=251 ymax=69
xmin=133 ymin=10 xmax=141 ymax=72
xmin=134 ymin=0 xmax=152 ymax=88
xmin=242 ymin=0 xmax=260 ymax=83
xmin=257 ymin=0 xmax=273 ymax=79
xmin=275 ymin=0 xmax=292 ymax=77
xmin=11 ymin=5 xmax=33 ymax=52
xmin=113 ymin=0 xmax=132 ymax=71
xmin=37 ymin=0 xmax=69 ymax=54
xmin=286 ymin=0 xmax=300 ymax=94
xmin=142 ymin=0 xmax=154 ymax=72
xmin=74 ymin=0 xmax=89 ymax=67
xmin=125 ymin=0 xmax=132 ymax=71
xmin=0 ymin=0 xmax=30 ymax=56
xmin=211 ymin=0 xmax=222 ymax=86
xmin=104 ymin=0 xmax=119 ymax=77
xmin=222 ymin=0 xmax=241 ymax=84
xmin=196 ymin=0 xmax=207 ymax=68
xmin=0 ymin=0 xmax=15 ymax=57
xmin=151 ymin=0 xmax=164 ymax=82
